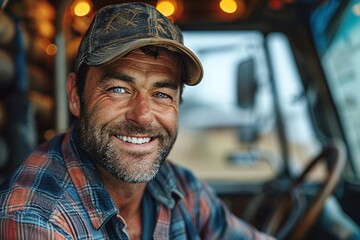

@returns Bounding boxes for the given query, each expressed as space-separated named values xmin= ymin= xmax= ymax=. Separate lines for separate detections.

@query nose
xmin=125 ymin=94 xmax=154 ymax=126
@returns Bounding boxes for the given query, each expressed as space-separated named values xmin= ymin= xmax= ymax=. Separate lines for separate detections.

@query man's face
xmin=76 ymin=49 xmax=182 ymax=183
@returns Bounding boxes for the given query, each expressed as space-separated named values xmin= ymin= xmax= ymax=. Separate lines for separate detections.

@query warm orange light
xmin=73 ymin=0 xmax=92 ymax=17
xmin=220 ymin=0 xmax=238 ymax=14
xmin=37 ymin=20 xmax=55 ymax=39
xmin=156 ymin=0 xmax=176 ymax=17
xmin=34 ymin=1 xmax=56 ymax=20
xmin=46 ymin=44 xmax=57 ymax=56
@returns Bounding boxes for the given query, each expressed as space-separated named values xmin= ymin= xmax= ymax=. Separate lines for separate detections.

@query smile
xmin=116 ymin=135 xmax=152 ymax=144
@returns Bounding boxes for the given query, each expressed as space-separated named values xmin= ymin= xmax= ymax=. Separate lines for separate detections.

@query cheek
xmin=155 ymin=108 xmax=179 ymax=134
xmin=83 ymin=94 xmax=123 ymax=122
xmin=91 ymin=105 xmax=122 ymax=124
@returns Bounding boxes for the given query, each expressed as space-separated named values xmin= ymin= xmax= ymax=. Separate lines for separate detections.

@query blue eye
xmin=111 ymin=87 xmax=126 ymax=94
xmin=155 ymin=92 xmax=170 ymax=99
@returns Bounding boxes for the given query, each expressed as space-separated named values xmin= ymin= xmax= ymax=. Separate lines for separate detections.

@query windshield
xmin=169 ymin=30 xmax=323 ymax=189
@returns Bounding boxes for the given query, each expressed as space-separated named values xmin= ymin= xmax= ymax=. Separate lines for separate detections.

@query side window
xmin=316 ymin=3 xmax=360 ymax=178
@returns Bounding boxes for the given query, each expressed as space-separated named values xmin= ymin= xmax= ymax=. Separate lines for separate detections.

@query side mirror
xmin=236 ymin=58 xmax=258 ymax=109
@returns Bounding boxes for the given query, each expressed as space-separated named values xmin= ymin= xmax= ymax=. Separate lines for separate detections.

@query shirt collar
xmin=63 ymin=123 xmax=184 ymax=229
xmin=63 ymin=124 xmax=118 ymax=230
xmin=147 ymin=161 xmax=184 ymax=209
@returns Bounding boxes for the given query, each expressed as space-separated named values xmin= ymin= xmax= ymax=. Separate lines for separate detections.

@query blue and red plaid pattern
xmin=0 ymin=124 xmax=274 ymax=239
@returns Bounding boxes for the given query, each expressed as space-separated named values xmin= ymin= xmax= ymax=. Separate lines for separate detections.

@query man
xmin=0 ymin=2 xmax=274 ymax=239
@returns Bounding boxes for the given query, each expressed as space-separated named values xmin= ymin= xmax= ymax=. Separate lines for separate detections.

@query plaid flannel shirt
xmin=0 ymin=125 xmax=274 ymax=239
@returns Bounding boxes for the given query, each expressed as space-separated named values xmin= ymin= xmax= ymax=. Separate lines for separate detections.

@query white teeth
xmin=117 ymin=135 xmax=151 ymax=144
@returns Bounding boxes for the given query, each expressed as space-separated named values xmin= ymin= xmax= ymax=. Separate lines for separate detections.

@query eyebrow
xmin=153 ymin=81 xmax=179 ymax=91
xmin=99 ymin=71 xmax=135 ymax=84
xmin=99 ymin=71 xmax=179 ymax=90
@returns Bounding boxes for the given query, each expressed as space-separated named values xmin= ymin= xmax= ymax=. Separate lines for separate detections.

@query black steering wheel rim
xmin=242 ymin=139 xmax=346 ymax=240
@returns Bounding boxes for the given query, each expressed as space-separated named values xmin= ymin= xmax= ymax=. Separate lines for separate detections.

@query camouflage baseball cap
xmin=74 ymin=2 xmax=203 ymax=85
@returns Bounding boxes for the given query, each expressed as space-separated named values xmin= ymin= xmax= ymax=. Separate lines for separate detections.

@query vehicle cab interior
xmin=1 ymin=0 xmax=360 ymax=239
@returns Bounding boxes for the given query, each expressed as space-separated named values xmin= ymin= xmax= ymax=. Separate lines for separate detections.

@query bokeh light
xmin=73 ymin=0 xmax=92 ymax=17
xmin=220 ymin=0 xmax=238 ymax=14
xmin=156 ymin=0 xmax=176 ymax=17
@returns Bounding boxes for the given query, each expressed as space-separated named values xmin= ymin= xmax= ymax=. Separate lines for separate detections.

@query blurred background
xmin=0 ymin=0 xmax=325 ymax=182
xmin=4 ymin=1 xmax=360 ymax=238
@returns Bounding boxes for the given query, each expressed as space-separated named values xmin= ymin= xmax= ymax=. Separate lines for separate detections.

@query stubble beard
xmin=77 ymin=107 xmax=177 ymax=183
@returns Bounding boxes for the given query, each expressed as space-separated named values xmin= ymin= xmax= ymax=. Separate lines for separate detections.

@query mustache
xmin=110 ymin=121 xmax=167 ymax=137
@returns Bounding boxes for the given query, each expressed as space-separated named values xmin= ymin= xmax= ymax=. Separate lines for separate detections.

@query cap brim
xmin=81 ymin=38 xmax=203 ymax=86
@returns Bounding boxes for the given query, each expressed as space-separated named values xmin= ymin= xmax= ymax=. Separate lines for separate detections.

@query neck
xmin=96 ymin=164 xmax=145 ymax=239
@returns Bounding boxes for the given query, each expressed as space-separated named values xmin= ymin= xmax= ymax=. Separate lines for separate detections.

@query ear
xmin=66 ymin=72 xmax=81 ymax=117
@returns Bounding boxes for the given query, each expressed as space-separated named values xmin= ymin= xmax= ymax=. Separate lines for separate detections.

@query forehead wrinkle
xmin=94 ymin=49 xmax=182 ymax=86
xmin=123 ymin=48 xmax=182 ymax=71
xmin=120 ymin=56 xmax=180 ymax=72
xmin=96 ymin=64 xmax=180 ymax=91
xmin=99 ymin=69 xmax=135 ymax=84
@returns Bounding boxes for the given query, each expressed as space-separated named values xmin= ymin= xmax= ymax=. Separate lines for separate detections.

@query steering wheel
xmin=242 ymin=139 xmax=346 ymax=240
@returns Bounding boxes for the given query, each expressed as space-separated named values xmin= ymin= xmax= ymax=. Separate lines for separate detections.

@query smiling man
xmin=0 ymin=2 xmax=274 ymax=239
xmin=73 ymin=48 xmax=181 ymax=185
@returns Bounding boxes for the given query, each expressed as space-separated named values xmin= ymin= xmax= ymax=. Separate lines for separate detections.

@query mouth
xmin=116 ymin=135 xmax=152 ymax=145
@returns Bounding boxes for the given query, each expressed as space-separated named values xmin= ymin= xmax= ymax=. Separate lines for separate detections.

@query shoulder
xmin=0 ymin=134 xmax=71 ymax=219
xmin=165 ymin=162 xmax=275 ymax=239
